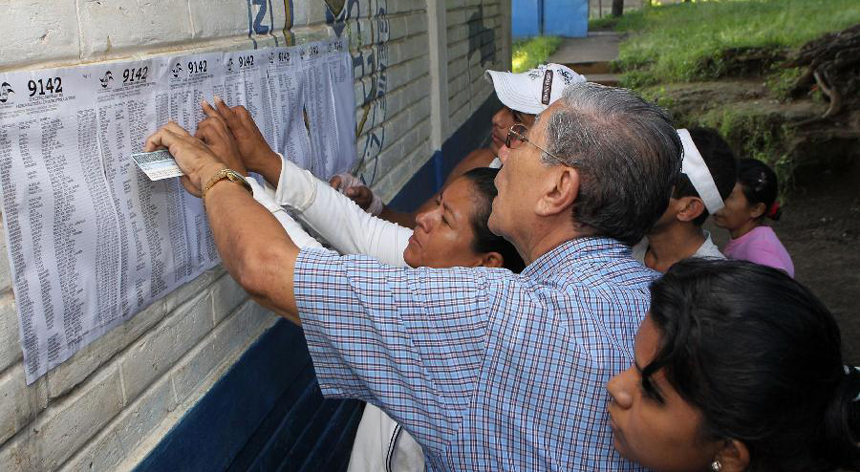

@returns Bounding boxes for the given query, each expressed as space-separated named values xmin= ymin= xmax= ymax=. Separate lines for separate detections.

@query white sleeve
xmin=248 ymin=178 xmax=323 ymax=250
xmin=265 ymin=153 xmax=317 ymax=212
xmin=271 ymin=155 xmax=411 ymax=266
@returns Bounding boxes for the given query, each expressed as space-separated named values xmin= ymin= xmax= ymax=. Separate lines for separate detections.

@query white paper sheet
xmin=0 ymin=39 xmax=356 ymax=383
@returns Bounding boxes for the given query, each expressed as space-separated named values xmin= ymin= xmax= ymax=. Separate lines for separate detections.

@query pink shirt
xmin=724 ymin=226 xmax=795 ymax=278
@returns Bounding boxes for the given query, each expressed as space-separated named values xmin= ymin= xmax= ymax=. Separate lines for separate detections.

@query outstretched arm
xmin=208 ymin=96 xmax=284 ymax=187
xmin=197 ymin=100 xmax=323 ymax=251
xmin=204 ymin=100 xmax=412 ymax=265
xmin=144 ymin=121 xmax=302 ymax=323
xmin=332 ymin=147 xmax=497 ymax=228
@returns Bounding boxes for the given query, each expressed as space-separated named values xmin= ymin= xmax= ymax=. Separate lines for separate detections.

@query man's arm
xmin=197 ymin=100 xmax=323 ymax=251
xmin=144 ymin=121 xmax=302 ymax=323
xmin=204 ymin=170 xmax=301 ymax=320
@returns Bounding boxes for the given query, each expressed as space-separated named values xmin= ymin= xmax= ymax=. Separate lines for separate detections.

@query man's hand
xmin=196 ymin=105 xmax=248 ymax=176
xmin=144 ymin=121 xmax=225 ymax=197
xmin=206 ymin=96 xmax=279 ymax=175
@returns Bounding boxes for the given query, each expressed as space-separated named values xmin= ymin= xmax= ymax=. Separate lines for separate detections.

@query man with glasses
xmin=330 ymin=63 xmax=585 ymax=229
xmin=145 ymin=82 xmax=682 ymax=471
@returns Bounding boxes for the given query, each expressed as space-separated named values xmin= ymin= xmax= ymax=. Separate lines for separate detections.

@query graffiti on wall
xmin=468 ymin=5 xmax=496 ymax=68
xmin=324 ymin=0 xmax=390 ymax=185
xmin=353 ymin=42 xmax=388 ymax=185
xmin=324 ymin=0 xmax=361 ymax=38
xmin=247 ymin=0 xmax=280 ymax=48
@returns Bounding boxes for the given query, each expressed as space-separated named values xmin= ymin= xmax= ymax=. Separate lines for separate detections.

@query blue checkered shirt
xmin=295 ymin=237 xmax=656 ymax=471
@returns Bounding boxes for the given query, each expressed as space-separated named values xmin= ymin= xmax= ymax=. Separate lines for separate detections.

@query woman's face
xmin=489 ymin=106 xmax=536 ymax=155
xmin=403 ymin=177 xmax=486 ymax=269
xmin=712 ymin=183 xmax=757 ymax=231
xmin=607 ymin=314 xmax=722 ymax=472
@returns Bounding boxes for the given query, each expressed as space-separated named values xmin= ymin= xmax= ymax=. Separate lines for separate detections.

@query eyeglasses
xmin=505 ymin=123 xmax=562 ymax=162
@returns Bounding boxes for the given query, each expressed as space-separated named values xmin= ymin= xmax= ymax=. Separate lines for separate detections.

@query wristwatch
xmin=202 ymin=168 xmax=253 ymax=200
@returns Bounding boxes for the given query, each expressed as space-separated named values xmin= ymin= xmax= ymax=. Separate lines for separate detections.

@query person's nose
xmin=414 ymin=207 xmax=438 ymax=233
xmin=607 ymin=367 xmax=635 ymax=410
xmin=498 ymin=144 xmax=512 ymax=165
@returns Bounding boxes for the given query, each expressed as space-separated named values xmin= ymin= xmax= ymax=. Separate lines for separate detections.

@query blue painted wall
xmin=135 ymin=93 xmax=498 ymax=472
xmin=389 ymin=94 xmax=501 ymax=212
xmin=512 ymin=0 xmax=588 ymax=38
xmin=134 ymin=319 xmax=363 ymax=472
xmin=512 ymin=0 xmax=541 ymax=38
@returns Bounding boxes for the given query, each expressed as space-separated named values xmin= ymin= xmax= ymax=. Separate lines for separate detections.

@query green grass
xmin=696 ymin=105 xmax=797 ymax=193
xmin=588 ymin=16 xmax=621 ymax=31
xmin=610 ymin=0 xmax=860 ymax=86
xmin=512 ymin=36 xmax=563 ymax=73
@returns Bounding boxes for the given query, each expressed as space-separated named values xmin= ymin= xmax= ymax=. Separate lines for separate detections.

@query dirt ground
xmin=775 ymin=162 xmax=860 ymax=364
xmin=708 ymin=161 xmax=860 ymax=365
xmin=649 ymin=75 xmax=860 ymax=364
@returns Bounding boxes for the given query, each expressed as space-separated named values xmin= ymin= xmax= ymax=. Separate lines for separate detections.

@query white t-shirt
xmin=253 ymin=156 xmax=424 ymax=472
xmin=632 ymin=230 xmax=725 ymax=264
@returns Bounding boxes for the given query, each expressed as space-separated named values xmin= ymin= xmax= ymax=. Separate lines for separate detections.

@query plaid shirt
xmin=295 ymin=237 xmax=655 ymax=471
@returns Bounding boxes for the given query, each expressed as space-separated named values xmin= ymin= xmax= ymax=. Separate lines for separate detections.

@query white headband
xmin=844 ymin=366 xmax=860 ymax=402
xmin=677 ymin=129 xmax=725 ymax=214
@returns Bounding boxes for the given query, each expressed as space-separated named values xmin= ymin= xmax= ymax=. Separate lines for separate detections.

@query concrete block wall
xmin=446 ymin=0 xmax=509 ymax=135
xmin=0 ymin=0 xmax=511 ymax=470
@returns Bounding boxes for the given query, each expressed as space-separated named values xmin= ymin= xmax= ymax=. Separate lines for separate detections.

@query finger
xmin=194 ymin=122 xmax=216 ymax=144
xmin=201 ymin=99 xmax=222 ymax=120
xmin=355 ymin=187 xmax=373 ymax=205
xmin=347 ymin=186 xmax=369 ymax=198
xmin=201 ymin=101 xmax=233 ymax=137
xmin=162 ymin=121 xmax=191 ymax=137
xmin=196 ymin=115 xmax=229 ymax=138
xmin=232 ymin=106 xmax=255 ymax=131
xmin=330 ymin=175 xmax=343 ymax=189
xmin=213 ymin=96 xmax=241 ymax=130
xmin=143 ymin=138 xmax=161 ymax=153
xmin=196 ymin=124 xmax=233 ymax=156
xmin=144 ymin=126 xmax=181 ymax=152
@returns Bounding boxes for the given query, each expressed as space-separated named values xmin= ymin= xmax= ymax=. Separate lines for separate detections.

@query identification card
xmin=131 ymin=150 xmax=184 ymax=181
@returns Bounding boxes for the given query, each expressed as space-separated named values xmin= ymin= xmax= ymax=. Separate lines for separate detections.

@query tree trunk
xmin=612 ymin=0 xmax=623 ymax=17
xmin=784 ymin=24 xmax=860 ymax=118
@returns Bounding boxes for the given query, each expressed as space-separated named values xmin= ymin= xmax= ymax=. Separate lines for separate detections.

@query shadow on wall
xmin=469 ymin=6 xmax=496 ymax=68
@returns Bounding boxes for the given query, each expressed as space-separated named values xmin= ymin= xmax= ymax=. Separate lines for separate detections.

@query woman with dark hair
xmin=607 ymin=258 xmax=860 ymax=472
xmin=713 ymin=158 xmax=794 ymax=277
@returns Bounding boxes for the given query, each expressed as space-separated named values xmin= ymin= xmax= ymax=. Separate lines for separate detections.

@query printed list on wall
xmin=0 ymin=38 xmax=357 ymax=384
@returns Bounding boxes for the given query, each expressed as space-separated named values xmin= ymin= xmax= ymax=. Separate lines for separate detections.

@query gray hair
xmin=540 ymin=82 xmax=682 ymax=246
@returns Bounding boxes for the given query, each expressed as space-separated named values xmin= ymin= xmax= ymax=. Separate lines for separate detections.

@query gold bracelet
xmin=201 ymin=168 xmax=253 ymax=200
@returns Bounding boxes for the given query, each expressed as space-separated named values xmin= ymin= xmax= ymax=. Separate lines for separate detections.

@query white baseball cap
xmin=485 ymin=63 xmax=587 ymax=115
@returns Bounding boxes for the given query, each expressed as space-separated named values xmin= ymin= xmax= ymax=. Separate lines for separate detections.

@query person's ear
xmin=536 ymin=167 xmax=579 ymax=217
xmin=475 ymin=251 xmax=504 ymax=268
xmin=676 ymin=197 xmax=705 ymax=223
xmin=714 ymin=439 xmax=750 ymax=472
xmin=749 ymin=201 xmax=767 ymax=220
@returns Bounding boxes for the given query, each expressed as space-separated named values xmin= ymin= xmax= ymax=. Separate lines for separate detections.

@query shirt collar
xmin=521 ymin=236 xmax=631 ymax=279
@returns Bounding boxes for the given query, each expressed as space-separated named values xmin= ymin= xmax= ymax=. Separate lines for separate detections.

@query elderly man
xmin=145 ymin=83 xmax=681 ymax=471
xmin=332 ymin=63 xmax=586 ymax=228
